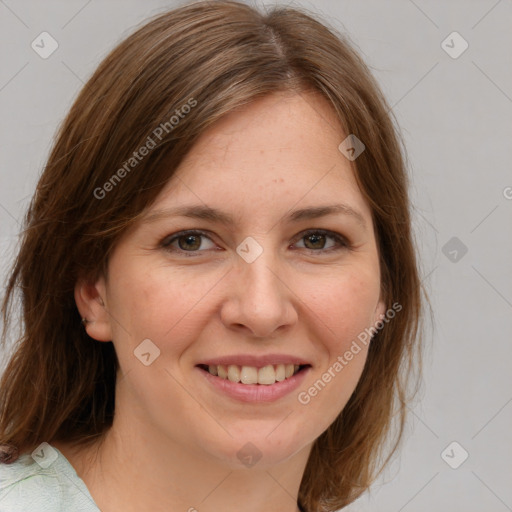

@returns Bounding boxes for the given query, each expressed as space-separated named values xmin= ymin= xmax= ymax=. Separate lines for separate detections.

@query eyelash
xmin=160 ymin=229 xmax=350 ymax=257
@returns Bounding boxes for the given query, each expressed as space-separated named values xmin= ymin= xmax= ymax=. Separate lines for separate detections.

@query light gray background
xmin=1 ymin=1 xmax=511 ymax=510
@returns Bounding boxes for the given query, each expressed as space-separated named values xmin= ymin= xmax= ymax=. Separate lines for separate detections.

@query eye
xmin=161 ymin=228 xmax=349 ymax=257
xmin=292 ymin=229 xmax=349 ymax=253
xmin=161 ymin=230 xmax=217 ymax=255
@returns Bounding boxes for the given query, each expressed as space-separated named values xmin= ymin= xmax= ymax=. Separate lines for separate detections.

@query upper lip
xmin=197 ymin=354 xmax=311 ymax=367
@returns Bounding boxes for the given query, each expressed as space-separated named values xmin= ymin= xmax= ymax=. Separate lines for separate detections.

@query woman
xmin=0 ymin=1 xmax=424 ymax=511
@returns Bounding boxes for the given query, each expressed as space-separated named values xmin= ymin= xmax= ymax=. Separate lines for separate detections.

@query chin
xmin=198 ymin=424 xmax=311 ymax=470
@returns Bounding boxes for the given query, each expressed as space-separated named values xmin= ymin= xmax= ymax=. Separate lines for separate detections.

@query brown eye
xmin=294 ymin=229 xmax=348 ymax=253
xmin=303 ymin=233 xmax=327 ymax=250
xmin=177 ymin=234 xmax=202 ymax=251
xmin=162 ymin=230 xmax=216 ymax=254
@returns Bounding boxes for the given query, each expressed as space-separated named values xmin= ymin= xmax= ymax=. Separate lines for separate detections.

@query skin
xmin=57 ymin=91 xmax=386 ymax=512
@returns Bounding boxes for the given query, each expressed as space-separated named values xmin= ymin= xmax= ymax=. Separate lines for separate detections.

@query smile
xmin=197 ymin=363 xmax=307 ymax=385
xmin=195 ymin=362 xmax=311 ymax=402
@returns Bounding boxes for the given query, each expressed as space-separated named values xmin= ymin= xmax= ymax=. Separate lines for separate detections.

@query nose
xmin=219 ymin=248 xmax=298 ymax=339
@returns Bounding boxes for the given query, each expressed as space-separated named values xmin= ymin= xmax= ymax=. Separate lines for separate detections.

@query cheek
xmin=106 ymin=263 xmax=221 ymax=415
xmin=108 ymin=260 xmax=221 ymax=357
xmin=301 ymin=265 xmax=380 ymax=353
xmin=294 ymin=269 xmax=379 ymax=435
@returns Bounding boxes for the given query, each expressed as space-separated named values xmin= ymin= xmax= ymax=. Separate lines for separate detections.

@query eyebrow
xmin=141 ymin=203 xmax=367 ymax=230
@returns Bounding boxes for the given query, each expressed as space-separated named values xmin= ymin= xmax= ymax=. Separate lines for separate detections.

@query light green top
xmin=0 ymin=445 xmax=100 ymax=511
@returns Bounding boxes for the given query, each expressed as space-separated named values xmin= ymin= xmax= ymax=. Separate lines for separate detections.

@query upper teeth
xmin=208 ymin=364 xmax=300 ymax=385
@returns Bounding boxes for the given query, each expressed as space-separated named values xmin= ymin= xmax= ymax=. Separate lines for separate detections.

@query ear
xmin=74 ymin=275 xmax=112 ymax=342
xmin=373 ymin=299 xmax=387 ymax=327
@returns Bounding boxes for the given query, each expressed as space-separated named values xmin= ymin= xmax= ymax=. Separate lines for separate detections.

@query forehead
xmin=148 ymin=91 xmax=372 ymax=223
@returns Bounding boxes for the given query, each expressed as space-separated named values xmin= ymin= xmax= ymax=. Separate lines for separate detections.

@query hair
xmin=0 ymin=1 xmax=425 ymax=510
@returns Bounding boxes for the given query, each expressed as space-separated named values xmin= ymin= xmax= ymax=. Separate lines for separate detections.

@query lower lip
xmin=196 ymin=366 xmax=311 ymax=403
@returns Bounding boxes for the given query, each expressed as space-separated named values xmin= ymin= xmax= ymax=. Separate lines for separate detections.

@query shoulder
xmin=0 ymin=444 xmax=99 ymax=512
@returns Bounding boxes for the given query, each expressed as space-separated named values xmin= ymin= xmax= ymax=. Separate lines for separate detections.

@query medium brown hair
xmin=0 ymin=1 xmax=424 ymax=510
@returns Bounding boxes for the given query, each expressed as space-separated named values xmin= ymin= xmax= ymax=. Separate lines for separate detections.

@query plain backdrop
xmin=1 ymin=1 xmax=511 ymax=510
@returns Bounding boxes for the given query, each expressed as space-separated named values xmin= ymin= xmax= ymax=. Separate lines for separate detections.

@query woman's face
xmin=81 ymin=91 xmax=385 ymax=468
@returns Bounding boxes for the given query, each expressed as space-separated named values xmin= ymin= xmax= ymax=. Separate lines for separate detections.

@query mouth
xmin=196 ymin=363 xmax=310 ymax=386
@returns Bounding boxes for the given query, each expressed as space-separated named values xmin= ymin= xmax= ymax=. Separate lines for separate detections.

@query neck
xmin=56 ymin=411 xmax=311 ymax=512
